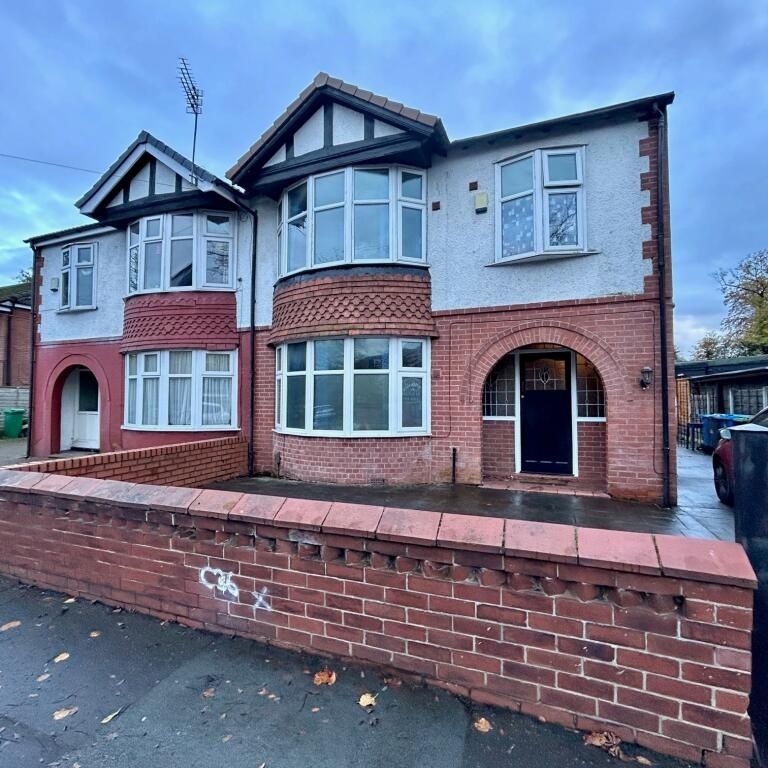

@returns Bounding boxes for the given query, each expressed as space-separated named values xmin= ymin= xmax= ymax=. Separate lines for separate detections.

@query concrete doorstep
xmin=0 ymin=576 xmax=695 ymax=768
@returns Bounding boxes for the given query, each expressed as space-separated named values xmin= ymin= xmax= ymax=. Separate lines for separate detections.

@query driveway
xmin=0 ymin=576 xmax=693 ymax=768
xmin=211 ymin=448 xmax=733 ymax=541
xmin=0 ymin=437 xmax=28 ymax=467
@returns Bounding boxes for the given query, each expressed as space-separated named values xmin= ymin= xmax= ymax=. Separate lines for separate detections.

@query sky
xmin=0 ymin=0 xmax=766 ymax=356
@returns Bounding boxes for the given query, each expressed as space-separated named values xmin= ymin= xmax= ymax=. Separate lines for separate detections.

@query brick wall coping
xmin=0 ymin=468 xmax=755 ymax=590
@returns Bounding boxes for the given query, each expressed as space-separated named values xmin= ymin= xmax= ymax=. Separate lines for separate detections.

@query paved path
xmin=0 ymin=438 xmax=27 ymax=467
xmin=0 ymin=577 xmax=692 ymax=768
xmin=213 ymin=448 xmax=733 ymax=541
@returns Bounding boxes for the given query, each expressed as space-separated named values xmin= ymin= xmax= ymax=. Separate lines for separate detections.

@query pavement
xmin=0 ymin=576 xmax=694 ymax=768
xmin=0 ymin=438 xmax=28 ymax=467
xmin=212 ymin=448 xmax=734 ymax=541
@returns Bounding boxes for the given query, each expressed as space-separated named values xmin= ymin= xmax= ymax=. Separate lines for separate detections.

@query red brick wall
xmin=578 ymin=422 xmax=606 ymax=487
xmin=0 ymin=474 xmax=754 ymax=767
xmin=482 ymin=421 xmax=515 ymax=479
xmin=0 ymin=308 xmax=31 ymax=386
xmin=273 ymin=433 xmax=433 ymax=484
xmin=9 ymin=437 xmax=247 ymax=487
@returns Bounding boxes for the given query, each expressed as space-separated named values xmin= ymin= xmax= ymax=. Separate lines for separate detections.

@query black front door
xmin=520 ymin=353 xmax=573 ymax=475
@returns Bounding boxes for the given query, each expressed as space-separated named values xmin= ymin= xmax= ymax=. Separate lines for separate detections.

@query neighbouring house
xmin=0 ymin=281 xmax=32 ymax=430
xmin=26 ymin=73 xmax=675 ymax=504
xmin=676 ymin=355 xmax=768 ymax=424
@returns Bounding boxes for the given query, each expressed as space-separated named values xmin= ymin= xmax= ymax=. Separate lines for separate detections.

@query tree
xmin=715 ymin=249 xmax=768 ymax=356
xmin=15 ymin=267 xmax=32 ymax=283
xmin=691 ymin=332 xmax=731 ymax=361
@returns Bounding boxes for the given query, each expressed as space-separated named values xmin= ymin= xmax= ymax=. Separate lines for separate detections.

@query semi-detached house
xmin=26 ymin=73 xmax=676 ymax=504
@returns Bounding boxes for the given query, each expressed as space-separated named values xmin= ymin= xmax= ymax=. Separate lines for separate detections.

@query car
xmin=712 ymin=405 xmax=768 ymax=505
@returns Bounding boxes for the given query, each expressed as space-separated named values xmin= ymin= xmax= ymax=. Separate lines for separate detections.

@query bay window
xmin=496 ymin=147 xmax=585 ymax=262
xmin=276 ymin=166 xmax=426 ymax=276
xmin=127 ymin=211 xmax=235 ymax=293
xmin=60 ymin=243 xmax=96 ymax=310
xmin=124 ymin=349 xmax=237 ymax=430
xmin=275 ymin=337 xmax=430 ymax=436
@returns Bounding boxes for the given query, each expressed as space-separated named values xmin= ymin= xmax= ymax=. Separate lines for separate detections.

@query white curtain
xmin=169 ymin=378 xmax=192 ymax=425
xmin=202 ymin=377 xmax=231 ymax=425
xmin=142 ymin=378 xmax=159 ymax=425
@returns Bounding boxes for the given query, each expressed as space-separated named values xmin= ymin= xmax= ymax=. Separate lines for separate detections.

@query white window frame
xmin=275 ymin=337 xmax=430 ymax=437
xmin=123 ymin=349 xmax=238 ymax=431
xmin=60 ymin=242 xmax=97 ymax=311
xmin=277 ymin=166 xmax=427 ymax=277
xmin=126 ymin=211 xmax=236 ymax=295
xmin=495 ymin=147 xmax=586 ymax=263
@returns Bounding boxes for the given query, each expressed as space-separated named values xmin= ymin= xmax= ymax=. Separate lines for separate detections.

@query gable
xmin=103 ymin=156 xmax=196 ymax=208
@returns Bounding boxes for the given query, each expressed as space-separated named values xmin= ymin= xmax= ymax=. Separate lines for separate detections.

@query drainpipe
xmin=26 ymin=249 xmax=38 ymax=459
xmin=653 ymin=103 xmax=672 ymax=508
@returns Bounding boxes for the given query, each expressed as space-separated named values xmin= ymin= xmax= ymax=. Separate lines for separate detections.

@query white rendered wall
xmin=428 ymin=119 xmax=652 ymax=310
xmin=333 ymin=105 xmax=364 ymax=145
xmin=293 ymin=108 xmax=324 ymax=157
xmin=59 ymin=369 xmax=77 ymax=450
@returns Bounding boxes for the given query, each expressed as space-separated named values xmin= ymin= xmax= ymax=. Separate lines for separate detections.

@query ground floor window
xmin=124 ymin=349 xmax=237 ymax=430
xmin=275 ymin=337 xmax=430 ymax=436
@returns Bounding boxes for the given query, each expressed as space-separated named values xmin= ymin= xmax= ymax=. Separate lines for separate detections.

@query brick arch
xmin=463 ymin=321 xmax=628 ymax=408
xmin=44 ymin=353 xmax=112 ymax=454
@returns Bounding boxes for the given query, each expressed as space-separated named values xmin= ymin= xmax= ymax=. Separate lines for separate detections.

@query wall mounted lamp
xmin=639 ymin=367 xmax=653 ymax=390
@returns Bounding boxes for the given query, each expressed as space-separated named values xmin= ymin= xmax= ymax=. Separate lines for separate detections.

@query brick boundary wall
xmin=7 ymin=437 xmax=247 ymax=488
xmin=0 ymin=471 xmax=755 ymax=767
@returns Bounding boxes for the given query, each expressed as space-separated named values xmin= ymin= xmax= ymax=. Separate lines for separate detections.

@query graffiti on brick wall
xmin=198 ymin=566 xmax=272 ymax=611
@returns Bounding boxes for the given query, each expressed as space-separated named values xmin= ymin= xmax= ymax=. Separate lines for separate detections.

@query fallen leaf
xmin=584 ymin=731 xmax=623 ymax=759
xmin=313 ymin=669 xmax=337 ymax=686
xmin=100 ymin=708 xmax=123 ymax=725
xmin=36 ymin=673 xmax=50 ymax=682
xmin=383 ymin=676 xmax=402 ymax=688
xmin=53 ymin=706 xmax=78 ymax=720
xmin=201 ymin=687 xmax=216 ymax=699
xmin=64 ymin=598 xmax=76 ymax=604
xmin=358 ymin=692 xmax=377 ymax=709
xmin=53 ymin=652 xmax=70 ymax=664
xmin=222 ymin=734 xmax=232 ymax=743
xmin=636 ymin=758 xmax=653 ymax=766
xmin=311 ymin=707 xmax=320 ymax=713
xmin=89 ymin=631 xmax=101 ymax=638
xmin=0 ymin=620 xmax=21 ymax=632
xmin=473 ymin=717 xmax=493 ymax=733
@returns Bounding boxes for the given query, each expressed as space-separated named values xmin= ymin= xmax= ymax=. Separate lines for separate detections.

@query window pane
xmin=275 ymin=347 xmax=282 ymax=372
xmin=314 ymin=339 xmax=344 ymax=370
xmin=287 ymin=342 xmax=306 ymax=372
xmin=171 ymin=213 xmax=193 ymax=237
xmin=78 ymin=370 xmax=99 ymax=412
xmin=354 ymin=204 xmax=389 ymax=260
xmin=143 ymin=353 xmax=158 ymax=373
xmin=401 ymin=377 xmax=423 ymax=428
xmin=401 ymin=207 xmax=422 ymax=260
xmin=501 ymin=194 xmax=534 ymax=257
xmin=128 ymin=245 xmax=139 ymax=292
xmin=353 ymin=374 xmax=389 ymax=430
xmin=315 ymin=172 xmax=344 ymax=207
xmin=76 ymin=267 xmax=93 ymax=306
xmin=501 ymin=156 xmax=533 ymax=197
xmin=524 ymin=358 xmax=567 ymax=391
xmin=286 ymin=375 xmax=306 ymax=429
xmin=145 ymin=218 xmax=161 ymax=238
xmin=169 ymin=351 xmax=192 ymax=374
xmin=275 ymin=376 xmax=282 ymax=425
xmin=202 ymin=377 xmax=232 ymax=425
xmin=205 ymin=353 xmax=230 ymax=372
xmin=354 ymin=169 xmax=388 ymax=200
xmin=127 ymin=378 xmax=136 ymax=424
xmin=170 ymin=239 xmax=193 ymax=287
xmin=142 ymin=378 xmax=159 ymax=425
xmin=354 ymin=338 xmax=389 ymax=370
xmin=127 ymin=353 xmax=137 ymax=376
xmin=483 ymin=355 xmax=516 ymax=418
xmin=206 ymin=214 xmax=231 ymax=235
xmin=314 ymin=207 xmax=344 ymax=264
xmin=206 ymin=240 xmax=230 ymax=284
xmin=401 ymin=341 xmax=423 ymax=368
xmin=143 ymin=241 xmax=162 ymax=289
xmin=169 ymin=377 xmax=192 ymax=425
xmin=287 ymin=216 xmax=307 ymax=271
xmin=288 ymin=182 xmax=307 ymax=218
xmin=62 ymin=250 xmax=70 ymax=267
xmin=401 ymin=172 xmax=423 ymax=200
xmin=77 ymin=246 xmax=92 ymax=264
xmin=548 ymin=192 xmax=578 ymax=247
xmin=548 ymin=153 xmax=578 ymax=182
xmin=61 ymin=270 xmax=69 ymax=306
xmin=129 ymin=222 xmax=140 ymax=245
xmin=313 ymin=374 xmax=343 ymax=430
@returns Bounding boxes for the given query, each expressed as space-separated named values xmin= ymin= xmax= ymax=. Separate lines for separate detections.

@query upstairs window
xmin=277 ymin=166 xmax=426 ymax=276
xmin=496 ymin=148 xmax=585 ymax=262
xmin=60 ymin=243 xmax=96 ymax=310
xmin=127 ymin=211 xmax=235 ymax=294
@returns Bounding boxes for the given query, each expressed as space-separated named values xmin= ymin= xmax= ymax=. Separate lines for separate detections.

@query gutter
xmin=653 ymin=103 xmax=672 ymax=508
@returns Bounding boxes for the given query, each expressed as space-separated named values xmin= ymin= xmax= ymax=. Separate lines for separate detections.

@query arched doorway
xmin=481 ymin=345 xmax=606 ymax=486
xmin=59 ymin=366 xmax=100 ymax=450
